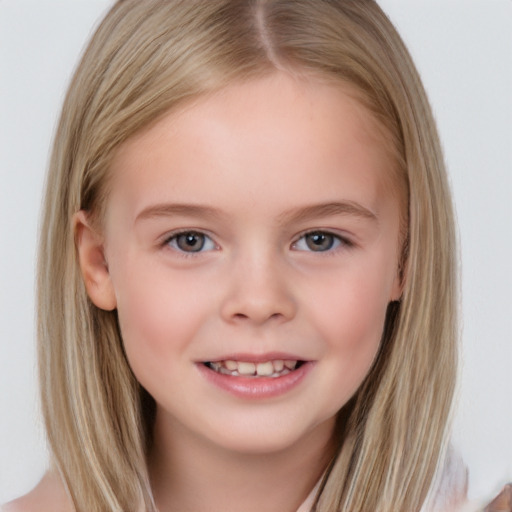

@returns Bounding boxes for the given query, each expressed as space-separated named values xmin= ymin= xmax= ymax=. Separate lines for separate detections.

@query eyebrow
xmin=277 ymin=201 xmax=378 ymax=225
xmin=135 ymin=203 xmax=225 ymax=223
xmin=135 ymin=200 xmax=377 ymax=224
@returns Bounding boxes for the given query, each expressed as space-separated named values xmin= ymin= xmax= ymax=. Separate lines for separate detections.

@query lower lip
xmin=197 ymin=362 xmax=314 ymax=400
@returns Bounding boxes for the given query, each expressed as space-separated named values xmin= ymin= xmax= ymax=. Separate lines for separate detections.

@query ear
xmin=390 ymin=253 xmax=407 ymax=302
xmin=73 ymin=211 xmax=117 ymax=311
xmin=390 ymin=273 xmax=404 ymax=302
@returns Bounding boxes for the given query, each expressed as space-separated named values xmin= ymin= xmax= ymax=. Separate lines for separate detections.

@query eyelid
xmin=158 ymin=228 xmax=354 ymax=255
xmin=162 ymin=229 xmax=219 ymax=254
xmin=291 ymin=229 xmax=354 ymax=252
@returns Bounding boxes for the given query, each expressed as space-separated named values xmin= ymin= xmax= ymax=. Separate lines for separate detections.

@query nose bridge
xmin=220 ymin=244 xmax=296 ymax=325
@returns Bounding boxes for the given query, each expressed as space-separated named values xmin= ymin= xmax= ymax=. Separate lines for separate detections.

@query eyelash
xmin=292 ymin=230 xmax=354 ymax=254
xmin=162 ymin=229 xmax=353 ymax=256
xmin=162 ymin=230 xmax=218 ymax=257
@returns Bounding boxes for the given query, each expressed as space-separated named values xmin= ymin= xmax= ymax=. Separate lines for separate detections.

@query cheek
xmin=312 ymin=262 xmax=392 ymax=343
xmin=320 ymin=288 xmax=385 ymax=373
xmin=306 ymin=263 xmax=392 ymax=403
xmin=111 ymin=260 xmax=214 ymax=380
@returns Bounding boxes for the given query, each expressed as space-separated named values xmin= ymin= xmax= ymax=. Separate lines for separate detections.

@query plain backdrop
xmin=1 ymin=0 xmax=511 ymax=505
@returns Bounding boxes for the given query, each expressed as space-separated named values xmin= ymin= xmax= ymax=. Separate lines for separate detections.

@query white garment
xmin=296 ymin=446 xmax=468 ymax=512
xmin=296 ymin=478 xmax=322 ymax=512
xmin=422 ymin=446 xmax=468 ymax=511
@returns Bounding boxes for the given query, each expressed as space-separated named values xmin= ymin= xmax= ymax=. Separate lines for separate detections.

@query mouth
xmin=199 ymin=357 xmax=314 ymax=399
xmin=203 ymin=359 xmax=306 ymax=378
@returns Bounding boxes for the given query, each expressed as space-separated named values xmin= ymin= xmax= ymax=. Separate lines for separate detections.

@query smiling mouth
xmin=204 ymin=359 xmax=305 ymax=378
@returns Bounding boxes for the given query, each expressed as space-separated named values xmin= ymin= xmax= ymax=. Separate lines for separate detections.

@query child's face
xmin=82 ymin=72 xmax=403 ymax=455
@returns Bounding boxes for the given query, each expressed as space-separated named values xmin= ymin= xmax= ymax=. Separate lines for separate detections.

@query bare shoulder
xmin=1 ymin=471 xmax=74 ymax=512
xmin=484 ymin=484 xmax=512 ymax=512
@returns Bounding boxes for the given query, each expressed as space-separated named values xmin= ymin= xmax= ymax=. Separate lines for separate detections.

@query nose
xmin=219 ymin=251 xmax=297 ymax=326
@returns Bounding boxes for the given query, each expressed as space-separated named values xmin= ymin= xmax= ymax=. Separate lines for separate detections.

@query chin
xmin=212 ymin=431 xmax=305 ymax=456
xmin=203 ymin=414 xmax=335 ymax=457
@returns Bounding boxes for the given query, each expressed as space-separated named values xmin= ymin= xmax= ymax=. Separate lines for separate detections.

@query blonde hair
xmin=37 ymin=1 xmax=457 ymax=510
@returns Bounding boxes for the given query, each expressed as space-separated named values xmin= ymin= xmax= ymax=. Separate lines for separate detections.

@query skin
xmin=4 ymin=72 xmax=510 ymax=512
xmin=1 ymin=471 xmax=72 ymax=512
xmin=5 ymin=72 xmax=404 ymax=511
xmin=484 ymin=484 xmax=512 ymax=512
xmin=91 ymin=72 xmax=402 ymax=511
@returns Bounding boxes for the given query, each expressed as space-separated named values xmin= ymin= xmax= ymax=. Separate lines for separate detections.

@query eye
xmin=165 ymin=231 xmax=216 ymax=253
xmin=293 ymin=231 xmax=346 ymax=252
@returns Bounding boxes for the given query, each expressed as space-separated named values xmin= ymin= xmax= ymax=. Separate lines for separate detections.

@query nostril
xmin=232 ymin=311 xmax=284 ymax=322
xmin=220 ymin=287 xmax=296 ymax=325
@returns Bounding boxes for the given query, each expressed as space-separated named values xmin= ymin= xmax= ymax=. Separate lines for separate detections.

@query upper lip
xmin=198 ymin=352 xmax=308 ymax=363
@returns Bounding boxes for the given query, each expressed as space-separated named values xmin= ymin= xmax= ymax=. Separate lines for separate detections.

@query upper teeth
xmin=208 ymin=359 xmax=298 ymax=377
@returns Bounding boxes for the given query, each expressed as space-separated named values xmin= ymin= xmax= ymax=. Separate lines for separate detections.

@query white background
xmin=1 ymin=0 xmax=511 ymax=505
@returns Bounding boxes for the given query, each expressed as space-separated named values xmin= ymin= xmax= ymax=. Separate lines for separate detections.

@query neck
xmin=149 ymin=411 xmax=336 ymax=512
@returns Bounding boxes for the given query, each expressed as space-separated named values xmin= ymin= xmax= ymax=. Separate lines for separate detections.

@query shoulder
xmin=483 ymin=484 xmax=512 ymax=512
xmin=1 ymin=471 xmax=74 ymax=512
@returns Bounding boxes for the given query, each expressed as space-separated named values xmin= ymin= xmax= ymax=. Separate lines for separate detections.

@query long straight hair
xmin=37 ymin=1 xmax=458 ymax=510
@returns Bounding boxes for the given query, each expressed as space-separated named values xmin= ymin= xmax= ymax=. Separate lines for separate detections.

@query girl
xmin=2 ymin=0 xmax=506 ymax=511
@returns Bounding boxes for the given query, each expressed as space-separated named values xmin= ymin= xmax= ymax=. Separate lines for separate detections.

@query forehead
xmin=107 ymin=72 xmax=401 ymax=220
xmin=123 ymin=71 xmax=392 ymax=156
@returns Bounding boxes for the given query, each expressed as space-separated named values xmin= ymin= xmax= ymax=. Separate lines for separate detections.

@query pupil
xmin=306 ymin=232 xmax=333 ymax=251
xmin=177 ymin=232 xmax=204 ymax=252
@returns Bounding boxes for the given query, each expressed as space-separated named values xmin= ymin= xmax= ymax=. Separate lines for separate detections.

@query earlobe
xmin=390 ymin=264 xmax=406 ymax=302
xmin=390 ymin=276 xmax=404 ymax=302
xmin=73 ymin=211 xmax=117 ymax=311
xmin=391 ymin=239 xmax=408 ymax=301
